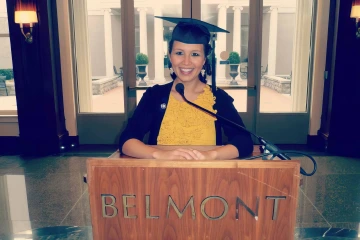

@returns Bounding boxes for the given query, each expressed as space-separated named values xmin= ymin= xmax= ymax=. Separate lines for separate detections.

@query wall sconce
xmin=351 ymin=2 xmax=360 ymax=39
xmin=15 ymin=10 xmax=38 ymax=43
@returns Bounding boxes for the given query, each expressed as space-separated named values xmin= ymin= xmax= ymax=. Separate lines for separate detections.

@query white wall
xmin=0 ymin=17 xmax=12 ymax=69
xmin=0 ymin=0 xmax=7 ymax=16
xmin=56 ymin=0 xmax=77 ymax=136
xmin=308 ymin=0 xmax=330 ymax=135
xmin=88 ymin=15 xmax=106 ymax=76
xmin=276 ymin=13 xmax=295 ymax=75
xmin=112 ymin=14 xmax=123 ymax=71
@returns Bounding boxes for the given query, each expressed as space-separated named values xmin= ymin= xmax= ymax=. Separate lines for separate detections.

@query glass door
xmin=72 ymin=0 xmax=315 ymax=145
xmin=71 ymin=0 xmax=187 ymax=144
xmin=71 ymin=0 xmax=127 ymax=144
xmin=257 ymin=0 xmax=314 ymax=143
xmin=197 ymin=0 xmax=261 ymax=136
xmin=197 ymin=0 xmax=315 ymax=144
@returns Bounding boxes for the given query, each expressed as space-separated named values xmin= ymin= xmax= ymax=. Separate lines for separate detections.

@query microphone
xmin=176 ymin=83 xmax=254 ymax=138
xmin=175 ymin=83 xmax=317 ymax=176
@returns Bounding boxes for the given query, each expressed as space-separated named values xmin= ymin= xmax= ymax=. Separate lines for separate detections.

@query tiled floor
xmin=0 ymin=146 xmax=359 ymax=239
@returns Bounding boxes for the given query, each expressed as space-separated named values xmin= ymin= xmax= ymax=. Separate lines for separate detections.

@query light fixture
xmin=15 ymin=10 xmax=38 ymax=43
xmin=351 ymin=1 xmax=360 ymax=39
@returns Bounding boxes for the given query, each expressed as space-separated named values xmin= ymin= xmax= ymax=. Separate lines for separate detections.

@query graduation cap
xmin=155 ymin=16 xmax=230 ymax=91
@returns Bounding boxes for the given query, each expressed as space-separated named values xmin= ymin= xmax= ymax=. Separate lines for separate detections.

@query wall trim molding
xmin=0 ymin=116 xmax=18 ymax=123
xmin=0 ymin=136 xmax=20 ymax=154
xmin=307 ymin=134 xmax=327 ymax=151
xmin=0 ymin=135 xmax=80 ymax=155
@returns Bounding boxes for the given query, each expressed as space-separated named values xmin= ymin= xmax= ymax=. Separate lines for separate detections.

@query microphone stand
xmin=176 ymin=84 xmax=316 ymax=176
xmin=207 ymin=35 xmax=289 ymax=160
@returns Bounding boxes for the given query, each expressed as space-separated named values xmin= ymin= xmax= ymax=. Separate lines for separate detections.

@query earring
xmin=201 ymin=69 xmax=205 ymax=77
xmin=170 ymin=67 xmax=174 ymax=75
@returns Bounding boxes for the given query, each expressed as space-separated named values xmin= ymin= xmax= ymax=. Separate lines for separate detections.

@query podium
xmin=87 ymin=146 xmax=300 ymax=239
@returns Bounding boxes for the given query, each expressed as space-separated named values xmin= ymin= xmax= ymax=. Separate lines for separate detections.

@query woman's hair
xmin=168 ymin=39 xmax=213 ymax=83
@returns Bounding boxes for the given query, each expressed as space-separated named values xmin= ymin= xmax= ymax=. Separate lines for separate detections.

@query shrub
xmin=227 ymin=52 xmax=241 ymax=64
xmin=207 ymin=53 xmax=213 ymax=64
xmin=135 ymin=53 xmax=149 ymax=65
xmin=0 ymin=69 xmax=14 ymax=80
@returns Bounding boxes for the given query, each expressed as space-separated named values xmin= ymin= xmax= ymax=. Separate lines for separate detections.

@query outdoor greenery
xmin=135 ymin=53 xmax=149 ymax=65
xmin=207 ymin=53 xmax=214 ymax=64
xmin=227 ymin=52 xmax=241 ymax=64
xmin=0 ymin=69 xmax=14 ymax=80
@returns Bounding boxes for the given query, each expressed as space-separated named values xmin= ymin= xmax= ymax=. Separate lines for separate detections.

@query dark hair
xmin=168 ymin=39 xmax=213 ymax=83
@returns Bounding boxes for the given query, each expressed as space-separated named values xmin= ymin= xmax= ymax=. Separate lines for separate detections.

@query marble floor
xmin=0 ymin=146 xmax=359 ymax=239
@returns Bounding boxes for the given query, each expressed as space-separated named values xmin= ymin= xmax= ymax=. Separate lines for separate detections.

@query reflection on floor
xmin=0 ymin=146 xmax=359 ymax=239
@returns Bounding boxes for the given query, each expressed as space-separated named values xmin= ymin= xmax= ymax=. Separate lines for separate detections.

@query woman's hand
xmin=191 ymin=150 xmax=218 ymax=160
xmin=152 ymin=148 xmax=200 ymax=160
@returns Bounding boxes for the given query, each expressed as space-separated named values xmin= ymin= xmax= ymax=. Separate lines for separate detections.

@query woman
xmin=119 ymin=20 xmax=253 ymax=160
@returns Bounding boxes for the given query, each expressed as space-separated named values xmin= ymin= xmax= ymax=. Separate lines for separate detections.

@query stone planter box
xmin=263 ymin=75 xmax=291 ymax=94
xmin=0 ymin=79 xmax=15 ymax=96
xmin=6 ymin=80 xmax=16 ymax=96
xmin=92 ymin=76 xmax=119 ymax=95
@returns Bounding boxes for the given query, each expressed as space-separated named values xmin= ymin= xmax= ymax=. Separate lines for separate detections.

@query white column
xmin=137 ymin=8 xmax=148 ymax=56
xmin=72 ymin=0 xmax=92 ymax=112
xmin=291 ymin=0 xmax=313 ymax=112
xmin=104 ymin=9 xmax=114 ymax=77
xmin=154 ymin=8 xmax=165 ymax=81
xmin=216 ymin=4 xmax=228 ymax=81
xmin=232 ymin=6 xmax=243 ymax=55
xmin=267 ymin=7 xmax=278 ymax=76
xmin=233 ymin=6 xmax=243 ymax=81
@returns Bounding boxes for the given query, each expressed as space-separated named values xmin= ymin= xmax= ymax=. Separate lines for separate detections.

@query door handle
xmin=128 ymin=86 xmax=148 ymax=90
xmin=129 ymin=85 xmax=256 ymax=90
xmin=220 ymin=85 xmax=256 ymax=90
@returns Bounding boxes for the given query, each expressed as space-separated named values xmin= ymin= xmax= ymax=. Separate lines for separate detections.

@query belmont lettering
xmin=122 ymin=195 xmax=137 ymax=219
xmin=201 ymin=196 xmax=228 ymax=220
xmin=167 ymin=195 xmax=196 ymax=219
xmin=101 ymin=194 xmax=118 ymax=218
xmin=100 ymin=194 xmax=286 ymax=220
xmin=236 ymin=196 xmax=259 ymax=220
xmin=146 ymin=195 xmax=159 ymax=219
xmin=266 ymin=196 xmax=286 ymax=220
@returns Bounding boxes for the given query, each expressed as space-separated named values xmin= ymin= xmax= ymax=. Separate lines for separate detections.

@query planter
xmin=92 ymin=76 xmax=119 ymax=95
xmin=137 ymin=65 xmax=147 ymax=86
xmin=263 ymin=75 xmax=291 ymax=94
xmin=229 ymin=64 xmax=239 ymax=85
xmin=0 ymin=76 xmax=8 ymax=96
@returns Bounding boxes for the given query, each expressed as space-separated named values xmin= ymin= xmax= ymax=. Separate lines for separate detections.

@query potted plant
xmin=135 ymin=53 xmax=149 ymax=86
xmin=227 ymin=52 xmax=241 ymax=85
xmin=0 ymin=69 xmax=13 ymax=96
xmin=0 ymin=74 xmax=6 ymax=96
xmin=0 ymin=69 xmax=13 ymax=80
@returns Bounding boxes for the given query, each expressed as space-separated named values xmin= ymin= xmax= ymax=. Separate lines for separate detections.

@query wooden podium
xmin=87 ymin=146 xmax=300 ymax=240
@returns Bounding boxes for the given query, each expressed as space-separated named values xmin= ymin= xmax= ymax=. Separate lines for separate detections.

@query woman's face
xmin=169 ymin=41 xmax=206 ymax=83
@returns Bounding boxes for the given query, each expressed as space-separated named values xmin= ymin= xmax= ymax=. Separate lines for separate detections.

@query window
xmin=0 ymin=1 xmax=17 ymax=114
